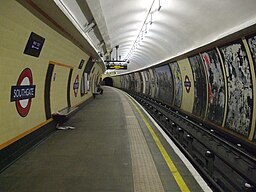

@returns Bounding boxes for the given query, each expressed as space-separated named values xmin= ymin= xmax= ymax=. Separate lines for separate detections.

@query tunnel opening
xmin=103 ymin=77 xmax=113 ymax=86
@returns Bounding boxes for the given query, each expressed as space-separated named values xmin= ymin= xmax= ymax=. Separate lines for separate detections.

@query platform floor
xmin=0 ymin=86 xmax=211 ymax=192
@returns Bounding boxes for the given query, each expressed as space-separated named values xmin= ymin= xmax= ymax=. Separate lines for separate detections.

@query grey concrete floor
xmin=0 ymin=86 xmax=208 ymax=192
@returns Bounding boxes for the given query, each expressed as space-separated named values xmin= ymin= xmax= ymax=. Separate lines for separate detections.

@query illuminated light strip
xmin=0 ymin=119 xmax=53 ymax=150
xmin=125 ymin=95 xmax=191 ymax=192
xmin=50 ymin=60 xmax=73 ymax=69
xmin=124 ymin=0 xmax=155 ymax=60
xmin=125 ymin=91 xmax=213 ymax=192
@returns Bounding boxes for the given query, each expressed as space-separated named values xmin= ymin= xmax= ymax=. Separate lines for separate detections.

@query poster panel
xmin=246 ymin=34 xmax=256 ymax=140
xmin=134 ymin=72 xmax=143 ymax=93
xmin=144 ymin=69 xmax=152 ymax=96
xmin=139 ymin=72 xmax=143 ymax=93
xmin=219 ymin=40 xmax=253 ymax=136
xmin=120 ymin=75 xmax=125 ymax=89
xmin=188 ymin=55 xmax=207 ymax=117
xmin=170 ymin=62 xmax=183 ymax=108
xmin=152 ymin=68 xmax=159 ymax=98
xmin=149 ymin=68 xmax=156 ymax=98
xmin=201 ymin=49 xmax=225 ymax=125
xmin=126 ymin=75 xmax=130 ymax=90
xmin=141 ymin=71 xmax=146 ymax=94
xmin=129 ymin=73 xmax=135 ymax=91
xmin=247 ymin=35 xmax=256 ymax=65
xmin=122 ymin=75 xmax=126 ymax=89
xmin=154 ymin=64 xmax=174 ymax=105
xmin=178 ymin=59 xmax=194 ymax=113
xmin=143 ymin=69 xmax=151 ymax=96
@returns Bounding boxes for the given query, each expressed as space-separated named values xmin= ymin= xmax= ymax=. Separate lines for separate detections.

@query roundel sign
xmin=73 ymin=75 xmax=79 ymax=97
xmin=184 ymin=75 xmax=191 ymax=93
xmin=11 ymin=68 xmax=36 ymax=117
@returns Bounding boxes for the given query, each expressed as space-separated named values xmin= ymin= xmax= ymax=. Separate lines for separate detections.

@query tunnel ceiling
xmin=52 ymin=1 xmax=256 ymax=74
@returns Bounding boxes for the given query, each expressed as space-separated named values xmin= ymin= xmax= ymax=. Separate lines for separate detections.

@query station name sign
xmin=10 ymin=68 xmax=36 ymax=117
xmin=10 ymin=85 xmax=36 ymax=102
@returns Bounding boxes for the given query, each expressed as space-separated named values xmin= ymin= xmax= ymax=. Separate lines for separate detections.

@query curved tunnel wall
xmin=112 ymin=26 xmax=256 ymax=144
xmin=0 ymin=1 xmax=104 ymax=170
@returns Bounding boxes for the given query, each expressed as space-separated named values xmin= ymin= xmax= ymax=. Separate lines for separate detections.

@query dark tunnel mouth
xmin=103 ymin=77 xmax=113 ymax=86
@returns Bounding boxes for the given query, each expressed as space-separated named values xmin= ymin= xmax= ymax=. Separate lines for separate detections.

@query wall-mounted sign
xmin=73 ymin=75 xmax=79 ymax=97
xmin=184 ymin=75 xmax=191 ymax=93
xmin=106 ymin=63 xmax=127 ymax=70
xmin=78 ymin=59 xmax=85 ymax=69
xmin=53 ymin=73 xmax=56 ymax=81
xmin=23 ymin=32 xmax=45 ymax=57
xmin=10 ymin=68 xmax=36 ymax=117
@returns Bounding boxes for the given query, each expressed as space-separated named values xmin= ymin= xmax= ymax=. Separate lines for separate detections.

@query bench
xmin=52 ymin=106 xmax=78 ymax=130
xmin=93 ymin=88 xmax=103 ymax=98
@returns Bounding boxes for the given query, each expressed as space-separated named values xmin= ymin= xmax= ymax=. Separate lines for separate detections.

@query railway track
xmin=128 ymin=91 xmax=256 ymax=192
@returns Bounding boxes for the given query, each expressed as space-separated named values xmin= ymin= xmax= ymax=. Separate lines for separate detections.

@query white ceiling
xmin=58 ymin=0 xmax=256 ymax=74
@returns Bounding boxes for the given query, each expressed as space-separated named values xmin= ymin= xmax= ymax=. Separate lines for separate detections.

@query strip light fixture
xmin=125 ymin=0 xmax=162 ymax=61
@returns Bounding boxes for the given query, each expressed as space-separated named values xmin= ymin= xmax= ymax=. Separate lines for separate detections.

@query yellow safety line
xmin=127 ymin=95 xmax=190 ymax=192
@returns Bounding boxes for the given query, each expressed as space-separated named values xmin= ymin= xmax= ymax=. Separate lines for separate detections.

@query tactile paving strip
xmin=119 ymin=92 xmax=165 ymax=192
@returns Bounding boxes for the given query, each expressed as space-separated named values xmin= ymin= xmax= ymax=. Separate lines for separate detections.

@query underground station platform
xmin=0 ymin=86 xmax=211 ymax=192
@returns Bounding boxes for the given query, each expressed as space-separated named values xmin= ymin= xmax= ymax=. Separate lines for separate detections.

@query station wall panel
xmin=149 ymin=68 xmax=156 ymax=98
xmin=201 ymin=49 xmax=226 ymax=125
xmin=141 ymin=71 xmax=146 ymax=94
xmin=188 ymin=55 xmax=208 ymax=118
xmin=154 ymin=64 xmax=174 ymax=105
xmin=170 ymin=62 xmax=183 ymax=108
xmin=177 ymin=59 xmax=195 ymax=113
xmin=244 ymin=35 xmax=256 ymax=141
xmin=50 ymin=63 xmax=71 ymax=114
xmin=219 ymin=40 xmax=253 ymax=137
xmin=112 ymin=76 xmax=121 ymax=88
xmin=142 ymin=70 xmax=151 ymax=96
xmin=134 ymin=72 xmax=143 ymax=93
xmin=0 ymin=1 xmax=103 ymax=149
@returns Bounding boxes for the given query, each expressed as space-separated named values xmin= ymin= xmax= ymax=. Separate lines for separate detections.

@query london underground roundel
xmin=184 ymin=75 xmax=191 ymax=93
xmin=11 ymin=68 xmax=36 ymax=117
xmin=73 ymin=75 xmax=79 ymax=97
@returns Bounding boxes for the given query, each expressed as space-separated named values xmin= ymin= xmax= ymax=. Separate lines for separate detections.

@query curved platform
xmin=0 ymin=86 xmax=211 ymax=192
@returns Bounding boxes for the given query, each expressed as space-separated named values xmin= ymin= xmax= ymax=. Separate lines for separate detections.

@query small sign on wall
xmin=73 ymin=75 xmax=79 ymax=97
xmin=78 ymin=59 xmax=85 ymax=69
xmin=23 ymin=32 xmax=45 ymax=57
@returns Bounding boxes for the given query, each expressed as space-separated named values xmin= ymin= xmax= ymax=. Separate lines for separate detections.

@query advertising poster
xmin=124 ymin=75 xmax=130 ymax=90
xmin=189 ymin=55 xmax=207 ymax=117
xmin=142 ymin=69 xmax=151 ymax=96
xmin=154 ymin=64 xmax=174 ymax=105
xmin=129 ymin=73 xmax=135 ymax=91
xmin=120 ymin=75 xmax=125 ymax=89
xmin=150 ymin=68 xmax=156 ymax=98
xmin=134 ymin=72 xmax=143 ymax=93
xmin=246 ymin=34 xmax=256 ymax=140
xmin=247 ymin=35 xmax=256 ymax=65
xmin=170 ymin=62 xmax=183 ymax=108
xmin=140 ymin=71 xmax=146 ymax=94
xmin=201 ymin=49 xmax=225 ymax=125
xmin=219 ymin=40 xmax=253 ymax=136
